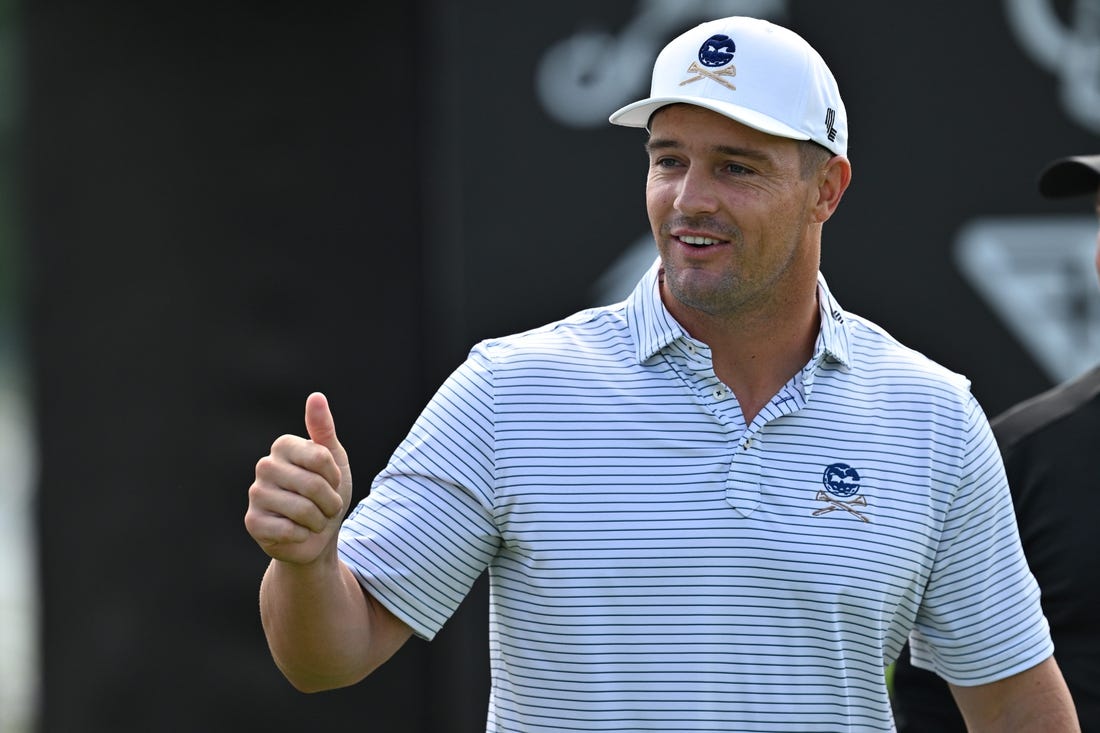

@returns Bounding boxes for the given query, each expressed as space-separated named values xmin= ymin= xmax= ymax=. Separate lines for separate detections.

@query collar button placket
xmin=726 ymin=430 xmax=761 ymax=517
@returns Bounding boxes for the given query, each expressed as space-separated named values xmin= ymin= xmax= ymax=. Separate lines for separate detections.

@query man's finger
xmin=304 ymin=392 xmax=349 ymax=471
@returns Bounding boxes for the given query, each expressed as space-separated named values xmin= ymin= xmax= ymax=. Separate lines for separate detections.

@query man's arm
xmin=949 ymin=656 xmax=1079 ymax=732
xmin=259 ymin=555 xmax=412 ymax=692
xmin=245 ymin=392 xmax=413 ymax=692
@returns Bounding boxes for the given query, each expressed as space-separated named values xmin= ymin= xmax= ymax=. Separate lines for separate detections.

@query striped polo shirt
xmin=339 ymin=259 xmax=1051 ymax=732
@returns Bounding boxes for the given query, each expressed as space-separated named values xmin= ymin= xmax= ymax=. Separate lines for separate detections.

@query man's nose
xmin=674 ymin=166 xmax=719 ymax=215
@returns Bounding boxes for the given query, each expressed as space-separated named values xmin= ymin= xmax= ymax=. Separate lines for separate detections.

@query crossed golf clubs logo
xmin=813 ymin=463 xmax=870 ymax=523
xmin=680 ymin=61 xmax=737 ymax=91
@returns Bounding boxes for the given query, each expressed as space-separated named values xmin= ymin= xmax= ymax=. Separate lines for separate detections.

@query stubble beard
xmin=662 ymin=261 xmax=746 ymax=318
xmin=658 ymin=218 xmax=753 ymax=318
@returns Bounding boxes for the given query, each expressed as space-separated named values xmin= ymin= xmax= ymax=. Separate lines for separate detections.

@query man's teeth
xmin=681 ymin=235 xmax=719 ymax=246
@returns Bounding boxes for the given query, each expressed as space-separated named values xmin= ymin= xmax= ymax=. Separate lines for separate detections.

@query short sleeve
xmin=338 ymin=346 xmax=501 ymax=640
xmin=908 ymin=396 xmax=1052 ymax=685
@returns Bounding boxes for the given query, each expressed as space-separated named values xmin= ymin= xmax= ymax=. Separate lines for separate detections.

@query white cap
xmin=609 ymin=16 xmax=848 ymax=157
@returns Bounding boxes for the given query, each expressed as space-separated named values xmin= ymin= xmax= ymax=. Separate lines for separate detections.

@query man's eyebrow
xmin=644 ymin=137 xmax=772 ymax=162
xmin=644 ymin=137 xmax=680 ymax=154
xmin=714 ymin=145 xmax=772 ymax=162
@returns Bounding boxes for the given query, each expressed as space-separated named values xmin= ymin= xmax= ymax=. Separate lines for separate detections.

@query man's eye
xmin=725 ymin=163 xmax=752 ymax=174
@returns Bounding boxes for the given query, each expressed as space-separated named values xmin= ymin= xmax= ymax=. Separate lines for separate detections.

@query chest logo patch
xmin=813 ymin=463 xmax=870 ymax=522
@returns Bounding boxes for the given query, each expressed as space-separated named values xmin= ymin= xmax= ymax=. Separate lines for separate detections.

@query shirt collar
xmin=626 ymin=258 xmax=686 ymax=364
xmin=624 ymin=258 xmax=853 ymax=370
xmin=813 ymin=271 xmax=852 ymax=370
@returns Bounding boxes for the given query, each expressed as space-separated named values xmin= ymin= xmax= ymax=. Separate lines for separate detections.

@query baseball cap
xmin=1037 ymin=154 xmax=1100 ymax=198
xmin=609 ymin=16 xmax=848 ymax=157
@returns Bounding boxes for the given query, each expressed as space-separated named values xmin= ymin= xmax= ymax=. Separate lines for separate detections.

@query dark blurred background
xmin=1 ymin=0 xmax=1097 ymax=731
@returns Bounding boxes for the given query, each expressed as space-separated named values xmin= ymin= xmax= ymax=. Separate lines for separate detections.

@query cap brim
xmin=1037 ymin=154 xmax=1100 ymax=198
xmin=609 ymin=96 xmax=809 ymax=142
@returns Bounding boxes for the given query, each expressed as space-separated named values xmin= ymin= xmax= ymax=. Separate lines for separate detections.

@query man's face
xmin=644 ymin=104 xmax=826 ymax=322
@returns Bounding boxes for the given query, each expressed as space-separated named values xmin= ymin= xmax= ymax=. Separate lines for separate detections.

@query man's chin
xmin=661 ymin=269 xmax=737 ymax=314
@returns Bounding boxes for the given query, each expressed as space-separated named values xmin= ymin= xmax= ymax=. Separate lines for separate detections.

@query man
xmin=245 ymin=17 xmax=1079 ymax=731
xmin=892 ymin=154 xmax=1100 ymax=730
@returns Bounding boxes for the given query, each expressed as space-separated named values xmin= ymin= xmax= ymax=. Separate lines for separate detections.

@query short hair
xmin=798 ymin=140 xmax=834 ymax=179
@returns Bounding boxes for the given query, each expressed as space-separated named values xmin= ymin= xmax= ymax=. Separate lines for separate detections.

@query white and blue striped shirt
xmin=339 ymin=260 xmax=1051 ymax=732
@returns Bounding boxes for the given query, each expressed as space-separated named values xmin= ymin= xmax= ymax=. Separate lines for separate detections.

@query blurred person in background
xmin=892 ymin=153 xmax=1100 ymax=731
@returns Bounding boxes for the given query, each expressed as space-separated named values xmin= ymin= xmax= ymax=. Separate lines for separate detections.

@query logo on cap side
xmin=680 ymin=33 xmax=737 ymax=91
xmin=825 ymin=108 xmax=838 ymax=143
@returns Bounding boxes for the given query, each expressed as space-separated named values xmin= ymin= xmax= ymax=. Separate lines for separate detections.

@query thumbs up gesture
xmin=245 ymin=392 xmax=354 ymax=565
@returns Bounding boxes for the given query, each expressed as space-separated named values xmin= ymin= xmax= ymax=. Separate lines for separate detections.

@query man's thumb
xmin=304 ymin=392 xmax=348 ymax=466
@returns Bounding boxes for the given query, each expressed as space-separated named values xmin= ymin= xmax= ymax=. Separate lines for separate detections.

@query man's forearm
xmin=951 ymin=657 xmax=1080 ymax=733
xmin=259 ymin=556 xmax=378 ymax=692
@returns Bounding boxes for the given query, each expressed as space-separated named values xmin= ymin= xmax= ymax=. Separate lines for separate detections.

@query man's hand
xmin=245 ymin=392 xmax=353 ymax=565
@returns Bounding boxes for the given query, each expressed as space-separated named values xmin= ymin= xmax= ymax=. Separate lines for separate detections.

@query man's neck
xmin=666 ymin=282 xmax=820 ymax=425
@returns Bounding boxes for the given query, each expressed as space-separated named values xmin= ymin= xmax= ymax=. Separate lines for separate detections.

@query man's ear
xmin=813 ymin=155 xmax=852 ymax=224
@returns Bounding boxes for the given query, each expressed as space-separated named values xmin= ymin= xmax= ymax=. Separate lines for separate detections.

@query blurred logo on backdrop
xmin=955 ymin=0 xmax=1100 ymax=383
xmin=955 ymin=218 xmax=1100 ymax=383
xmin=534 ymin=0 xmax=788 ymax=129
xmin=1005 ymin=0 xmax=1100 ymax=134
